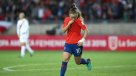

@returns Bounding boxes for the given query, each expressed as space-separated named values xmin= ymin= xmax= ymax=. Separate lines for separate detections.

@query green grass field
xmin=0 ymin=51 xmax=136 ymax=76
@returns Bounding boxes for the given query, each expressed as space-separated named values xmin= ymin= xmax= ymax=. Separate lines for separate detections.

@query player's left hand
xmin=78 ymin=42 xmax=83 ymax=46
xmin=78 ymin=38 xmax=85 ymax=46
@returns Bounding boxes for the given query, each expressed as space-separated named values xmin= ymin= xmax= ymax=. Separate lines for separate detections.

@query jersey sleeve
xmin=76 ymin=18 xmax=87 ymax=30
xmin=63 ymin=17 xmax=70 ymax=28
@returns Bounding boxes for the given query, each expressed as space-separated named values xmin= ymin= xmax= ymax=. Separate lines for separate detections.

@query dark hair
xmin=69 ymin=3 xmax=78 ymax=15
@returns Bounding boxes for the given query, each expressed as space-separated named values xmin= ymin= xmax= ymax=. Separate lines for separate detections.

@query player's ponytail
xmin=70 ymin=3 xmax=77 ymax=12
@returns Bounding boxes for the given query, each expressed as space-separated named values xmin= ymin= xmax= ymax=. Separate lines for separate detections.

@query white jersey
xmin=17 ymin=18 xmax=29 ymax=38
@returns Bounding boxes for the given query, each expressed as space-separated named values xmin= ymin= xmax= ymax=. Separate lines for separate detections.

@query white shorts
xmin=19 ymin=35 xmax=28 ymax=43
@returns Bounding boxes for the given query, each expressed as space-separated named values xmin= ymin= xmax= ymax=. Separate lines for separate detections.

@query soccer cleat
xmin=30 ymin=51 xmax=34 ymax=57
xmin=86 ymin=58 xmax=92 ymax=71
xmin=30 ymin=53 xmax=33 ymax=57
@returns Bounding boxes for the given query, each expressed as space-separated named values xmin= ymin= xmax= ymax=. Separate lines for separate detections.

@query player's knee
xmin=20 ymin=42 xmax=26 ymax=46
xmin=75 ymin=61 xmax=81 ymax=65
xmin=63 ymin=58 xmax=69 ymax=62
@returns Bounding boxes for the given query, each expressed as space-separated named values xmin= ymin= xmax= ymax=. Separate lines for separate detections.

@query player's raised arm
xmin=61 ymin=3 xmax=79 ymax=33
xmin=61 ymin=18 xmax=75 ymax=33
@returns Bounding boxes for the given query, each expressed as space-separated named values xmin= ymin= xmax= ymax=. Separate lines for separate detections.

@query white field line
xmin=1 ymin=63 xmax=136 ymax=72
xmin=2 ymin=63 xmax=59 ymax=72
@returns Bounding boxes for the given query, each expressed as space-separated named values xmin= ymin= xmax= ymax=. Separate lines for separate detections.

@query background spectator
xmin=0 ymin=0 xmax=135 ymax=23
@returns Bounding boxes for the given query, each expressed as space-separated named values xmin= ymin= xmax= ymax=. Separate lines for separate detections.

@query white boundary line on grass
xmin=2 ymin=63 xmax=136 ymax=72
xmin=3 ymin=63 xmax=59 ymax=72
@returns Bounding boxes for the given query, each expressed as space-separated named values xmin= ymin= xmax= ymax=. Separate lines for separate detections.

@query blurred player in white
xmin=17 ymin=12 xmax=34 ymax=57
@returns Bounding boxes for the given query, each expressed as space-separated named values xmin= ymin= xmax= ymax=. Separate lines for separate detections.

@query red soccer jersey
xmin=63 ymin=17 xmax=87 ymax=44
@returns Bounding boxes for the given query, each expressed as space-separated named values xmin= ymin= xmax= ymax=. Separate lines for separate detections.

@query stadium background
xmin=0 ymin=0 xmax=136 ymax=51
xmin=0 ymin=0 xmax=136 ymax=76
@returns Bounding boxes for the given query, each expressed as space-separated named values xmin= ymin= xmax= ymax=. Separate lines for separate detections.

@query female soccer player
xmin=60 ymin=3 xmax=92 ymax=76
xmin=17 ymin=12 xmax=34 ymax=57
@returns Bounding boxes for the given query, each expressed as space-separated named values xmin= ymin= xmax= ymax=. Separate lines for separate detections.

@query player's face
xmin=69 ymin=13 xmax=78 ymax=19
xmin=19 ymin=13 xmax=25 ymax=19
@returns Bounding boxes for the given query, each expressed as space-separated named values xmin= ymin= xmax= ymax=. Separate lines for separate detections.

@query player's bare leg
xmin=60 ymin=52 xmax=72 ymax=76
xmin=74 ymin=56 xmax=92 ymax=70
xmin=20 ymin=42 xmax=26 ymax=57
xmin=74 ymin=56 xmax=81 ymax=65
xmin=62 ymin=52 xmax=72 ymax=62
xmin=26 ymin=43 xmax=34 ymax=57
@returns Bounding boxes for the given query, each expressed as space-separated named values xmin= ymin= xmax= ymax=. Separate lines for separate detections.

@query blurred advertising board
xmin=0 ymin=35 xmax=136 ymax=51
